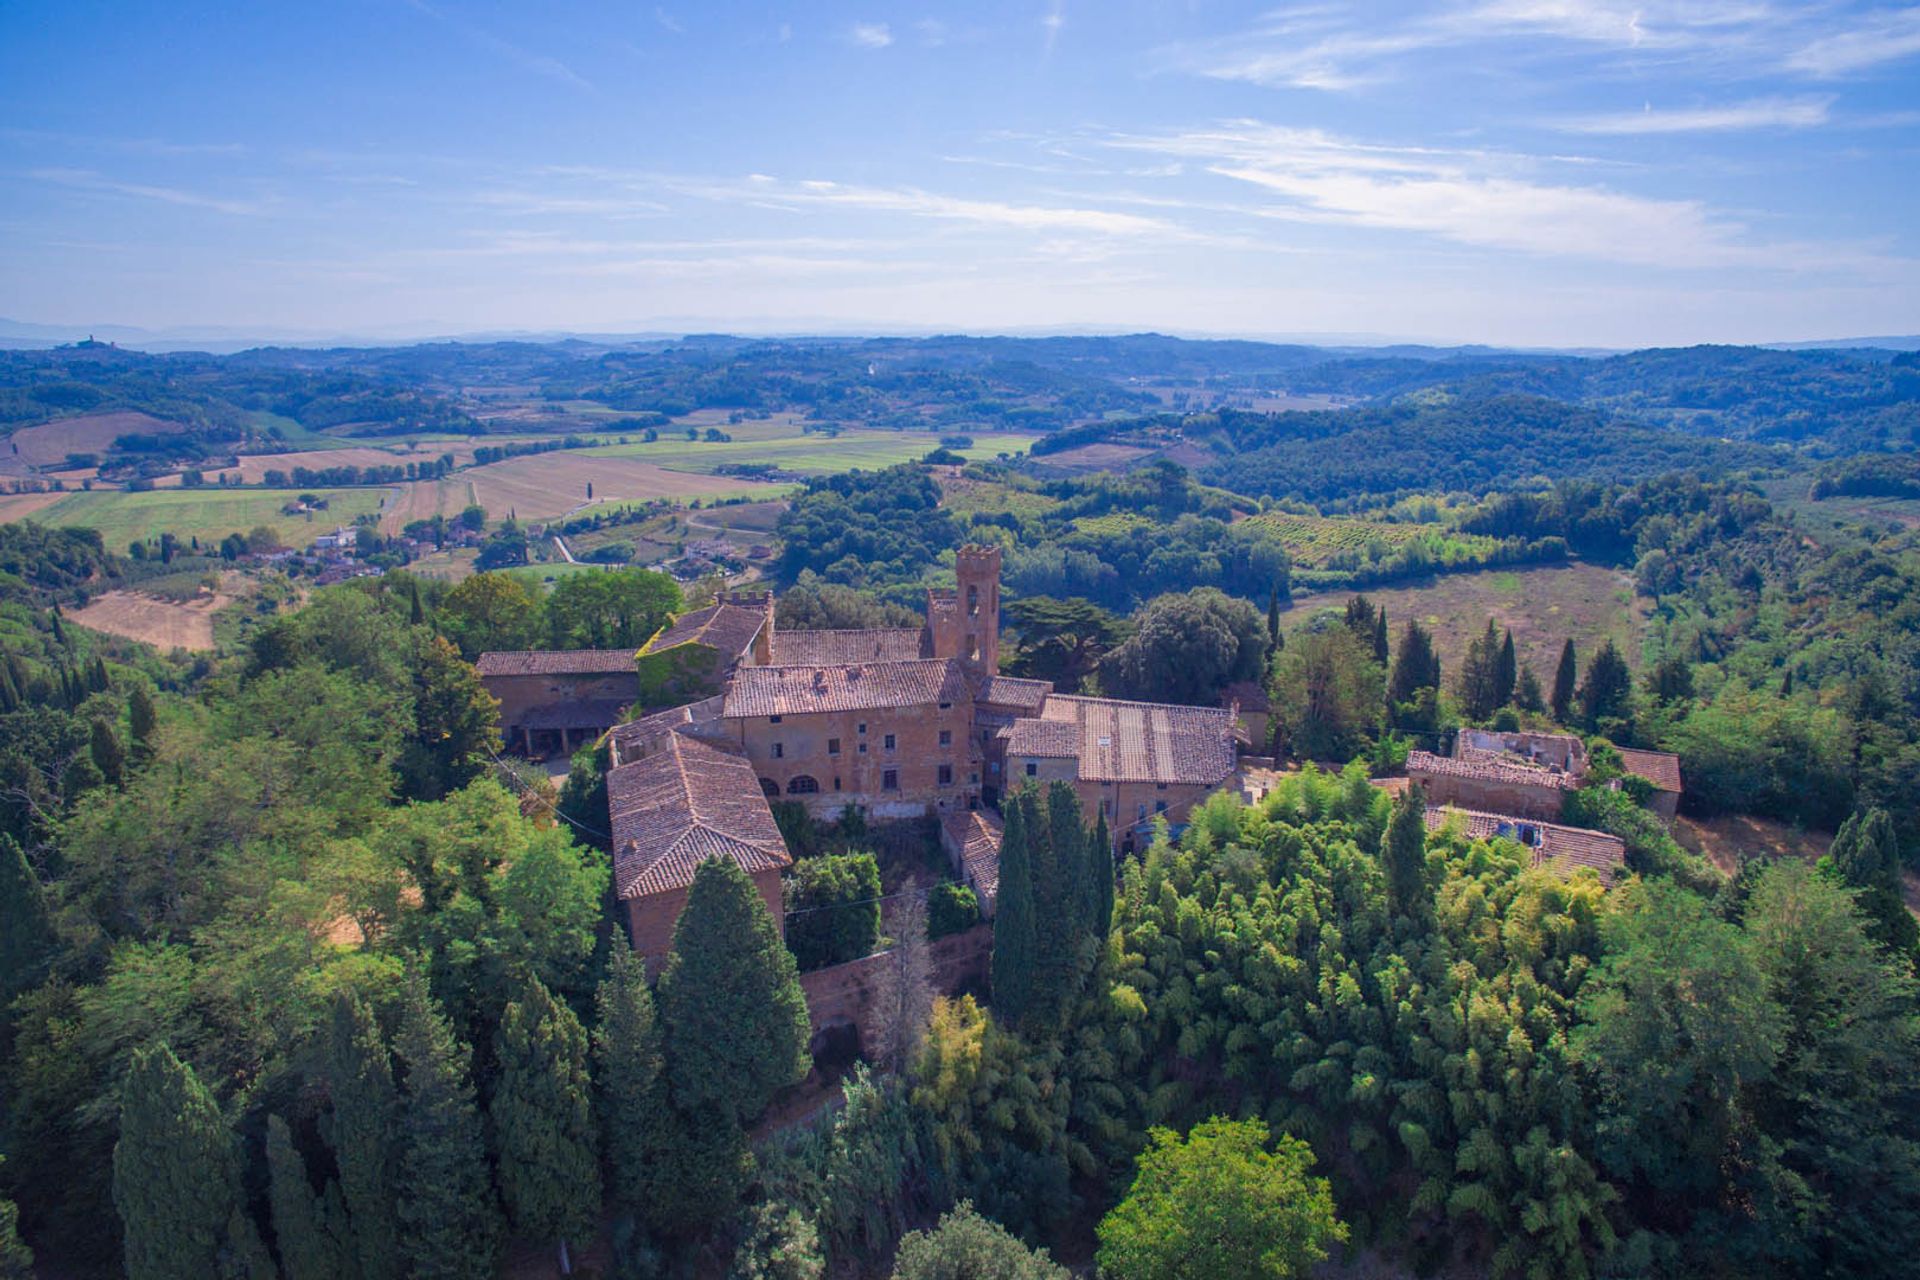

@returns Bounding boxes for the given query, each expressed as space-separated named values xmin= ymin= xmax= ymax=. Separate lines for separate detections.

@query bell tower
xmin=925 ymin=544 xmax=1001 ymax=671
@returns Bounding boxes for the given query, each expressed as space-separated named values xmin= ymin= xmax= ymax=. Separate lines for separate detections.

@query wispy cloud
xmin=405 ymin=0 xmax=594 ymax=93
xmin=653 ymin=8 xmax=684 ymax=36
xmin=1553 ymin=95 xmax=1834 ymax=133
xmin=1098 ymin=122 xmax=1889 ymax=271
xmin=29 ymin=167 xmax=270 ymax=216
xmin=1042 ymin=2 xmax=1067 ymax=55
xmin=1787 ymin=7 xmax=1920 ymax=76
xmin=679 ymin=173 xmax=1185 ymax=238
xmin=847 ymin=22 xmax=893 ymax=50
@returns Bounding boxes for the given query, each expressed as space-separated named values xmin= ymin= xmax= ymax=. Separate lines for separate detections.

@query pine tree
xmin=266 ymin=1115 xmax=351 ymax=1280
xmin=323 ymin=994 xmax=400 ymax=1280
xmin=128 ymin=684 xmax=158 ymax=763
xmin=490 ymin=977 xmax=600 ymax=1275
xmin=1380 ymin=785 xmax=1432 ymax=932
xmin=90 ymin=718 xmax=125 ymax=786
xmin=1372 ymin=608 xmax=1389 ymax=666
xmin=1821 ymin=809 xmax=1920 ymax=959
xmin=113 ymin=1044 xmax=238 ymax=1280
xmin=1551 ymin=639 xmax=1578 ymax=723
xmin=657 ymin=857 xmax=811 ymax=1126
xmin=990 ymin=790 xmax=1037 ymax=1027
xmin=392 ymin=970 xmax=497 ymax=1280
xmin=1578 ymin=639 xmax=1634 ymax=728
xmin=593 ymin=948 xmax=665 ymax=1211
xmin=1495 ymin=629 xmax=1517 ymax=708
xmin=0 ymin=833 xmax=52 ymax=1003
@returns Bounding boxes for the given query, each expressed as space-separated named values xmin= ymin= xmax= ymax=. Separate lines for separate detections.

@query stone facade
xmin=475 ymin=651 xmax=642 ymax=756
xmin=624 ymin=867 xmax=786 ymax=970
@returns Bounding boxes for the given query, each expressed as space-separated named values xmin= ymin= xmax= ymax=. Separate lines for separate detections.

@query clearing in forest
xmin=72 ymin=587 xmax=232 ymax=651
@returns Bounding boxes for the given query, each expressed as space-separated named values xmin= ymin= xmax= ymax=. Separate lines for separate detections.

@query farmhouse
xmin=1424 ymin=805 xmax=1628 ymax=882
xmin=1408 ymin=725 xmax=1681 ymax=827
xmin=601 ymin=545 xmax=1246 ymax=962
xmin=476 ymin=649 xmax=644 ymax=756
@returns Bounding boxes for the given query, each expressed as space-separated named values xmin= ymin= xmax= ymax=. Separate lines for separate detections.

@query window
xmin=827 ymin=738 xmax=841 ymax=755
xmin=882 ymin=769 xmax=899 ymax=790
xmin=1025 ymin=761 xmax=1038 ymax=777
xmin=759 ymin=778 xmax=779 ymax=798
xmin=858 ymin=743 xmax=868 ymax=754
xmin=769 ymin=715 xmax=782 ymax=724
xmin=938 ymin=729 xmax=952 ymax=747
xmin=833 ymin=776 xmax=841 ymax=791
xmin=1136 ymin=803 xmax=1147 ymax=821
xmin=770 ymin=742 xmax=784 ymax=759
xmin=788 ymin=775 xmax=819 ymax=795
xmin=939 ymin=701 xmax=952 ymax=710
xmin=884 ymin=733 xmax=896 ymax=751
xmin=969 ymin=772 xmax=978 ymax=784
xmin=1156 ymin=782 xmax=1168 ymax=791
xmin=967 ymin=584 xmax=978 ymax=616
xmin=857 ymin=722 xmax=867 ymax=735
xmin=938 ymin=764 xmax=953 ymax=785
xmin=1155 ymin=800 xmax=1168 ymax=815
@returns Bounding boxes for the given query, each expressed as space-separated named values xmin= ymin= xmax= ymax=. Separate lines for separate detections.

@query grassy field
xmin=937 ymin=471 xmax=1062 ymax=521
xmin=583 ymin=428 xmax=1037 ymax=474
xmin=33 ymin=487 xmax=388 ymax=547
xmin=1240 ymin=511 xmax=1502 ymax=569
xmin=1279 ymin=560 xmax=1648 ymax=682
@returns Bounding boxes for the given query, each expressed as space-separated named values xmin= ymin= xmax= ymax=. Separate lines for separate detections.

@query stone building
xmin=599 ymin=544 xmax=1246 ymax=962
xmin=475 ymin=650 xmax=643 ymax=756
xmin=1410 ymin=725 xmax=1684 ymax=828
xmin=1616 ymin=747 xmax=1684 ymax=822
xmin=1424 ymin=805 xmax=1628 ymax=882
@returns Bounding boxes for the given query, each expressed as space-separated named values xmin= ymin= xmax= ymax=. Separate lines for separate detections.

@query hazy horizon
xmin=4 ymin=1 xmax=1919 ymax=348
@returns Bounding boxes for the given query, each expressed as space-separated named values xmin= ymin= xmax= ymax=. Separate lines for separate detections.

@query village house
xmin=1423 ymin=805 xmax=1628 ymax=882
xmin=475 ymin=650 xmax=645 ymax=756
xmin=1408 ymin=726 xmax=1682 ymax=827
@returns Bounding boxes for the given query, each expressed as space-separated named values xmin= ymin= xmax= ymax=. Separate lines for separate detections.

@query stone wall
xmin=729 ymin=702 xmax=980 ymax=819
xmin=624 ymin=866 xmax=786 ymax=970
xmin=1409 ymin=768 xmax=1568 ymax=822
xmin=797 ymin=923 xmax=993 ymax=1055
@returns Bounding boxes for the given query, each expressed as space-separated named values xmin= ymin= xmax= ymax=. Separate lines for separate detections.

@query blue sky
xmin=2 ymin=1 xmax=1918 ymax=347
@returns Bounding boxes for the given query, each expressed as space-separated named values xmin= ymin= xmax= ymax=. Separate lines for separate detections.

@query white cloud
xmin=847 ymin=22 xmax=893 ymax=49
xmin=1042 ymin=2 xmax=1067 ymax=54
xmin=1553 ymin=95 xmax=1834 ymax=133
xmin=30 ymin=167 xmax=270 ymax=216
xmin=688 ymin=174 xmax=1183 ymax=238
xmin=1787 ymin=8 xmax=1920 ymax=76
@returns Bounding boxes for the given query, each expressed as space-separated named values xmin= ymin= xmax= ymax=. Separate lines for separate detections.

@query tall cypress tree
xmin=113 ymin=1044 xmax=238 ymax=1280
xmin=656 ymin=857 xmax=811 ymax=1126
xmin=1087 ymin=810 xmax=1114 ymax=943
xmin=1388 ymin=621 xmax=1441 ymax=706
xmin=1551 ymin=639 xmax=1578 ymax=724
xmin=392 ymin=969 xmax=497 ymax=1280
xmin=1380 ymin=785 xmax=1432 ymax=933
xmin=490 ymin=977 xmax=600 ymax=1276
xmin=322 ymin=994 xmax=400 ymax=1280
xmin=593 ymin=947 xmax=665 ymax=1212
xmin=1372 ymin=609 xmax=1389 ymax=667
xmin=1578 ymin=639 xmax=1634 ymax=728
xmin=220 ymin=1208 xmax=279 ymax=1280
xmin=1495 ymin=629 xmax=1517 ymax=708
xmin=1 ymin=1159 xmax=32 ymax=1280
xmin=1457 ymin=621 xmax=1502 ymax=721
xmin=128 ymin=685 xmax=158 ymax=764
xmin=1823 ymin=809 xmax=1920 ymax=959
xmin=0 ymin=833 xmax=52 ymax=1004
xmin=989 ymin=790 xmax=1036 ymax=1027
xmin=1266 ymin=584 xmax=1281 ymax=650
xmin=266 ymin=1115 xmax=351 ymax=1280
xmin=90 ymin=718 xmax=125 ymax=786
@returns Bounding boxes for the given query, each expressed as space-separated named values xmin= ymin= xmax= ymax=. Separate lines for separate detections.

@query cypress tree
xmin=113 ymin=1044 xmax=238 ymax=1280
xmin=0 ymin=662 xmax=16 ymax=713
xmin=990 ymin=789 xmax=1037 ymax=1027
xmin=1388 ymin=621 xmax=1441 ymax=706
xmin=409 ymin=580 xmax=426 ymax=626
xmin=90 ymin=718 xmax=125 ymax=786
xmin=656 ymin=857 xmax=811 ymax=1126
xmin=1494 ymin=629 xmax=1517 ymax=708
xmin=1457 ymin=621 xmax=1502 ymax=721
xmin=1372 ymin=608 xmax=1389 ymax=667
xmin=1087 ymin=809 xmax=1114 ymax=942
xmin=220 ymin=1208 xmax=279 ymax=1280
xmin=1578 ymin=639 xmax=1634 ymax=728
xmin=0 ymin=833 xmax=53 ymax=1003
xmin=323 ymin=994 xmax=400 ymax=1280
xmin=1 ymin=1159 xmax=32 ymax=1280
xmin=1823 ymin=809 xmax=1920 ymax=958
xmin=1514 ymin=665 xmax=1545 ymax=713
xmin=129 ymin=685 xmax=158 ymax=763
xmin=266 ymin=1115 xmax=351 ymax=1280
xmin=1380 ymin=785 xmax=1432 ymax=932
xmin=1031 ymin=782 xmax=1090 ymax=1027
xmin=392 ymin=969 xmax=497 ymax=1280
xmin=1266 ymin=584 xmax=1280 ymax=649
xmin=1551 ymin=640 xmax=1578 ymax=723
xmin=593 ymin=948 xmax=665 ymax=1212
xmin=490 ymin=978 xmax=600 ymax=1276
xmin=89 ymin=655 xmax=110 ymax=693
xmin=48 ymin=609 xmax=65 ymax=648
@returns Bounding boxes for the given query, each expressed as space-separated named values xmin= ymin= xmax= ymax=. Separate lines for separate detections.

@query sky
xmin=2 ymin=1 xmax=1919 ymax=348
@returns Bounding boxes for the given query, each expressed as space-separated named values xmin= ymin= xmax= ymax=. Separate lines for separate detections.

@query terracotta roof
xmin=1000 ymin=718 xmax=1081 ymax=758
xmin=1408 ymin=749 xmax=1578 ymax=791
xmin=642 ymin=601 xmax=766 ymax=662
xmin=475 ymin=649 xmax=638 ymax=677
xmin=1011 ymin=694 xmax=1238 ymax=785
xmin=609 ymin=696 xmax=726 ymax=765
xmin=973 ymin=674 xmax=1054 ymax=711
xmin=608 ymin=730 xmax=790 ymax=899
xmin=722 ymin=659 xmax=972 ymax=718
xmin=1616 ymin=747 xmax=1683 ymax=793
xmin=770 ymin=628 xmax=925 ymax=665
xmin=941 ymin=808 xmax=1004 ymax=913
xmin=1424 ymin=805 xmax=1627 ymax=880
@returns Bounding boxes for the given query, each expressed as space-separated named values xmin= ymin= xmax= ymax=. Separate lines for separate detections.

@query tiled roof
xmin=475 ymin=649 xmax=638 ymax=677
xmin=609 ymin=696 xmax=726 ymax=765
xmin=1616 ymin=747 xmax=1683 ymax=793
xmin=723 ymin=659 xmax=972 ymax=718
xmin=770 ymin=628 xmax=924 ymax=665
xmin=941 ymin=808 xmax=1004 ymax=913
xmin=1424 ymin=805 xmax=1627 ymax=880
xmin=1408 ymin=749 xmax=1578 ymax=791
xmin=1014 ymin=694 xmax=1238 ymax=785
xmin=608 ymin=730 xmax=790 ymax=899
xmin=973 ymin=674 xmax=1054 ymax=711
xmin=642 ymin=601 xmax=766 ymax=662
xmin=1000 ymin=718 xmax=1081 ymax=758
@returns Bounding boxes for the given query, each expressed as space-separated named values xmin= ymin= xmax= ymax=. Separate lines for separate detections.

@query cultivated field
xmin=217 ymin=446 xmax=432 ymax=483
xmin=31 ymin=487 xmax=388 ymax=547
xmin=1278 ymin=560 xmax=1648 ymax=681
xmin=73 ymin=587 xmax=232 ymax=651
xmin=381 ymin=456 xmax=794 ymax=529
xmin=6 ymin=411 xmax=189 ymax=467
xmin=583 ymin=428 xmax=1038 ymax=474
xmin=0 ymin=491 xmax=69 ymax=522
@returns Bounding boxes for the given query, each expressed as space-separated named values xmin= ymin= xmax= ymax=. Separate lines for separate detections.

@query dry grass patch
xmin=73 ymin=587 xmax=233 ymax=651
